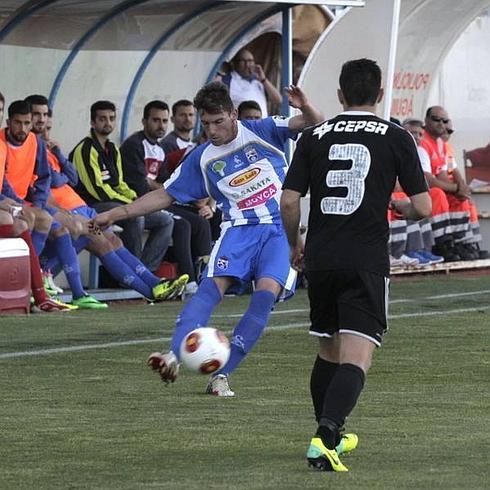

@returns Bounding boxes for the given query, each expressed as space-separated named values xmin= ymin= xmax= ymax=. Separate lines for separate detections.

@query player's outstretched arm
xmin=284 ymin=85 xmax=324 ymax=132
xmin=94 ymin=187 xmax=174 ymax=228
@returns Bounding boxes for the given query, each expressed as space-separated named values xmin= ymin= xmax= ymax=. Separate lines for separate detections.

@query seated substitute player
xmin=94 ymin=81 xmax=323 ymax=396
xmin=281 ymin=58 xmax=432 ymax=472
xmin=40 ymin=114 xmax=188 ymax=302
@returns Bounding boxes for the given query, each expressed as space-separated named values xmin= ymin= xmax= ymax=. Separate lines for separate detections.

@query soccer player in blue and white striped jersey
xmin=95 ymin=81 xmax=323 ymax=396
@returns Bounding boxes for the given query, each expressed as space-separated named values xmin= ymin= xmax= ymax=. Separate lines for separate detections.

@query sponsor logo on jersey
xmin=229 ymin=168 xmax=261 ymax=187
xmin=244 ymin=146 xmax=259 ymax=163
xmin=237 ymin=182 xmax=277 ymax=209
xmin=216 ymin=256 xmax=229 ymax=271
xmin=212 ymin=160 xmax=227 ymax=177
xmin=313 ymin=119 xmax=389 ymax=139
xmin=233 ymin=155 xmax=243 ymax=167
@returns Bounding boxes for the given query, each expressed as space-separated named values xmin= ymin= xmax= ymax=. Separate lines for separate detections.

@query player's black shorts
xmin=307 ymin=269 xmax=389 ymax=347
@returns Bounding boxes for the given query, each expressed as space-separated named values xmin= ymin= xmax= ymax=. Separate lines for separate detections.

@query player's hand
xmin=455 ymin=182 xmax=471 ymax=200
xmin=289 ymin=233 xmax=305 ymax=272
xmin=46 ymin=139 xmax=61 ymax=150
xmin=290 ymin=245 xmax=305 ymax=272
xmin=254 ymin=64 xmax=266 ymax=82
xmin=284 ymin=85 xmax=308 ymax=110
xmin=389 ymin=198 xmax=411 ymax=219
xmin=198 ymin=205 xmax=214 ymax=220
xmin=93 ymin=211 xmax=114 ymax=229
xmin=88 ymin=221 xmax=102 ymax=235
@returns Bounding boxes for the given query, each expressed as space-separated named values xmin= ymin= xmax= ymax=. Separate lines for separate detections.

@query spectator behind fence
xmin=216 ymin=48 xmax=281 ymax=117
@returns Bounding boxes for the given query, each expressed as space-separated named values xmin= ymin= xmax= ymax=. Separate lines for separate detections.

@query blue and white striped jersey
xmin=164 ymin=116 xmax=294 ymax=226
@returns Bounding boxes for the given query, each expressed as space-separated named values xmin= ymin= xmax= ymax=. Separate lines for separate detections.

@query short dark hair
xmin=403 ymin=118 xmax=423 ymax=128
xmin=339 ymin=58 xmax=382 ymax=107
xmin=8 ymin=100 xmax=31 ymax=119
xmin=143 ymin=100 xmax=169 ymax=119
xmin=237 ymin=100 xmax=262 ymax=117
xmin=90 ymin=100 xmax=116 ymax=122
xmin=194 ymin=81 xmax=233 ymax=114
xmin=171 ymin=99 xmax=194 ymax=116
xmin=24 ymin=94 xmax=49 ymax=107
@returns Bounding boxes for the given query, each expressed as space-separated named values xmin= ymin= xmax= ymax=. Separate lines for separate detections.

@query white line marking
xmin=218 ymin=287 xmax=490 ymax=318
xmin=1 ymin=305 xmax=488 ymax=360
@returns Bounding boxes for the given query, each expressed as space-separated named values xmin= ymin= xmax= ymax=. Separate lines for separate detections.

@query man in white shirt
xmin=217 ymin=48 xmax=282 ymax=117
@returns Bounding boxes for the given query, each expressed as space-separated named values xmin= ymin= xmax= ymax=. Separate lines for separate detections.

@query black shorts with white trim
xmin=307 ymin=269 xmax=389 ymax=346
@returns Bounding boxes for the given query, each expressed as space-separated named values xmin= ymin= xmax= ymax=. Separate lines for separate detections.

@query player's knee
xmin=87 ymin=235 xmax=113 ymax=256
xmin=12 ymin=218 xmax=28 ymax=235
xmin=105 ymin=231 xmax=122 ymax=249
xmin=0 ymin=211 xmax=13 ymax=226
xmin=50 ymin=224 xmax=69 ymax=238
xmin=33 ymin=209 xmax=53 ymax=232
xmin=318 ymin=336 xmax=340 ymax=363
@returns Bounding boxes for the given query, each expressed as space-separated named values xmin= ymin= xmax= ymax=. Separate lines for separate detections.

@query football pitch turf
xmin=0 ymin=274 xmax=488 ymax=489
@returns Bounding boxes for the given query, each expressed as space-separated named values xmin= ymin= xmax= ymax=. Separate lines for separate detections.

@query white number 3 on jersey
xmin=321 ymin=143 xmax=371 ymax=215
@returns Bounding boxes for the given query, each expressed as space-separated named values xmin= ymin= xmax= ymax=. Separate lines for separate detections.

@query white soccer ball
xmin=179 ymin=327 xmax=230 ymax=374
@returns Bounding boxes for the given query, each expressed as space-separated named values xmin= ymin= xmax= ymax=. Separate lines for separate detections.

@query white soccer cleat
xmin=147 ymin=351 xmax=180 ymax=384
xmin=206 ymin=374 xmax=235 ymax=397
xmin=42 ymin=269 xmax=64 ymax=295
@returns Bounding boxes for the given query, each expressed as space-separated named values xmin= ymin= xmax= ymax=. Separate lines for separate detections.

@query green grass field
xmin=0 ymin=274 xmax=489 ymax=489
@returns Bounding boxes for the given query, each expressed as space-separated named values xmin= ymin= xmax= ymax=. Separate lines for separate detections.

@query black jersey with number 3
xmin=283 ymin=111 xmax=428 ymax=275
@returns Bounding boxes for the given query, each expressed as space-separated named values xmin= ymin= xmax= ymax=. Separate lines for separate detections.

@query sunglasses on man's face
xmin=430 ymin=115 xmax=450 ymax=124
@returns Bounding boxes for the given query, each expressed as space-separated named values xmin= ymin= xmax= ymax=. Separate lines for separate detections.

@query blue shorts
xmin=71 ymin=205 xmax=97 ymax=220
xmin=205 ymin=223 xmax=296 ymax=298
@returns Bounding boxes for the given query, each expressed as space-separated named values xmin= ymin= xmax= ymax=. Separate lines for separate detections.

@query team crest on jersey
xmin=216 ymin=256 xmax=229 ymax=271
xmin=244 ymin=146 xmax=259 ymax=163
xmin=212 ymin=160 xmax=227 ymax=177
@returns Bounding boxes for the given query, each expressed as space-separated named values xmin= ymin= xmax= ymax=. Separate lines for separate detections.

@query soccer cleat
xmin=166 ymin=274 xmax=191 ymax=300
xmin=71 ymin=294 xmax=108 ymax=309
xmin=31 ymin=298 xmax=78 ymax=313
xmin=205 ymin=374 xmax=235 ymax=397
xmin=152 ymin=274 xmax=189 ymax=301
xmin=42 ymin=269 xmax=63 ymax=295
xmin=335 ymin=433 xmax=358 ymax=455
xmin=307 ymin=437 xmax=348 ymax=472
xmin=147 ymin=351 xmax=179 ymax=384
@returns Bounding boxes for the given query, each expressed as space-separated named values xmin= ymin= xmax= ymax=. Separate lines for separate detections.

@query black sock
xmin=318 ymin=363 xmax=366 ymax=448
xmin=310 ymin=356 xmax=339 ymax=423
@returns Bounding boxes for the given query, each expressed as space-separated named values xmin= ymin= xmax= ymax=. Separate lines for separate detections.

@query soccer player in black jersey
xmin=281 ymin=58 xmax=432 ymax=472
